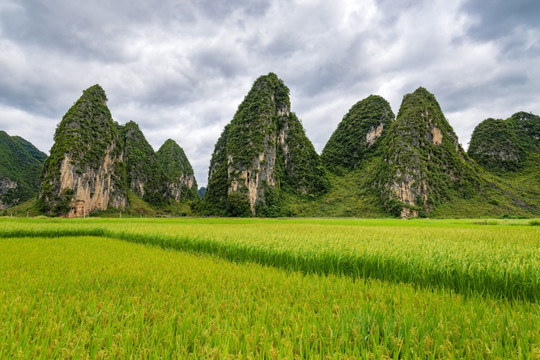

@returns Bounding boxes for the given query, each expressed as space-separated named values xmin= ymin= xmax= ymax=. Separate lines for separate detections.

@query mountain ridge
xmin=2 ymin=78 xmax=538 ymax=218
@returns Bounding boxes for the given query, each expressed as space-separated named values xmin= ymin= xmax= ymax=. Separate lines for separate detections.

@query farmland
xmin=0 ymin=218 xmax=539 ymax=358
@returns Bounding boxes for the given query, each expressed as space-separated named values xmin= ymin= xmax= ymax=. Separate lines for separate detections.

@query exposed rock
xmin=167 ymin=174 xmax=196 ymax=201
xmin=0 ymin=178 xmax=18 ymax=209
xmin=56 ymin=146 xmax=125 ymax=217
xmin=366 ymin=124 xmax=384 ymax=146
xmin=430 ymin=127 xmax=443 ymax=145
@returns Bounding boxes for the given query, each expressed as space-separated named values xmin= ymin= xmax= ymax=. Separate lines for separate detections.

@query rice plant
xmin=0 ymin=235 xmax=537 ymax=358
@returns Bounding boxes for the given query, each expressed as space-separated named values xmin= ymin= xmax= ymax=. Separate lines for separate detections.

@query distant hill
xmin=198 ymin=187 xmax=207 ymax=199
xmin=157 ymin=139 xmax=199 ymax=202
xmin=469 ymin=112 xmax=539 ymax=173
xmin=461 ymin=111 xmax=540 ymax=217
xmin=0 ymin=131 xmax=47 ymax=209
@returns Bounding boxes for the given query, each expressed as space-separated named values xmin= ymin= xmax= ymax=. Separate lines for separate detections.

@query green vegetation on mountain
xmin=462 ymin=111 xmax=540 ymax=217
xmin=43 ymin=85 xmax=118 ymax=172
xmin=469 ymin=112 xmax=539 ymax=172
xmin=278 ymin=112 xmax=328 ymax=195
xmin=203 ymin=73 xmax=328 ymax=216
xmin=316 ymin=88 xmax=536 ymax=218
xmin=156 ymin=139 xmax=199 ymax=202
xmin=317 ymin=89 xmax=485 ymax=218
xmin=122 ymin=121 xmax=168 ymax=207
xmin=286 ymin=95 xmax=394 ymax=217
xmin=321 ymin=95 xmax=394 ymax=174
xmin=203 ymin=125 xmax=231 ymax=214
xmin=512 ymin=111 xmax=540 ymax=150
xmin=5 ymin=81 xmax=539 ymax=218
xmin=0 ymin=131 xmax=46 ymax=208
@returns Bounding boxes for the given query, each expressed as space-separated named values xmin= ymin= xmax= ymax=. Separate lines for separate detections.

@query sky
xmin=1 ymin=0 xmax=539 ymax=187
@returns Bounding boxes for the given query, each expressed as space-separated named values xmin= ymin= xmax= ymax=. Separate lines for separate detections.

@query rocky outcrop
xmin=322 ymin=95 xmax=395 ymax=173
xmin=55 ymin=146 xmax=126 ymax=217
xmin=378 ymin=87 xmax=481 ymax=217
xmin=204 ymin=73 xmax=328 ymax=216
xmin=0 ymin=178 xmax=18 ymax=209
xmin=39 ymin=85 xmax=127 ymax=216
xmin=157 ymin=139 xmax=199 ymax=202
xmin=366 ymin=124 xmax=384 ymax=146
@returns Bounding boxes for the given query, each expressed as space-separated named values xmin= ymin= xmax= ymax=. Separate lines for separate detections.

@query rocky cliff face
xmin=321 ymin=95 xmax=395 ymax=173
xmin=469 ymin=112 xmax=539 ymax=172
xmin=157 ymin=139 xmax=199 ymax=202
xmin=377 ymin=87 xmax=481 ymax=217
xmin=0 ymin=131 xmax=47 ymax=209
xmin=0 ymin=178 xmax=18 ymax=209
xmin=54 ymin=145 xmax=126 ymax=216
xmin=204 ymin=73 xmax=327 ymax=216
xmin=39 ymin=85 xmax=127 ymax=216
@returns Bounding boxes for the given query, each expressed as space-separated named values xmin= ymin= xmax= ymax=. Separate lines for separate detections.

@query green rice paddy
xmin=0 ymin=218 xmax=538 ymax=358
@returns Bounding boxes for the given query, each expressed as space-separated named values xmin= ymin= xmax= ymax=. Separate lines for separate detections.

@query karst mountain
xmin=203 ymin=73 xmax=328 ymax=216
xmin=1 ymin=77 xmax=538 ymax=217
xmin=38 ymin=85 xmax=198 ymax=216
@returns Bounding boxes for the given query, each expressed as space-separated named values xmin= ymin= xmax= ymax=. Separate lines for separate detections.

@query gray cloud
xmin=461 ymin=0 xmax=540 ymax=40
xmin=1 ymin=0 xmax=539 ymax=187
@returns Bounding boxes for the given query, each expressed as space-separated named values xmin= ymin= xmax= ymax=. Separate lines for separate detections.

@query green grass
xmin=1 ymin=218 xmax=538 ymax=302
xmin=1 ymin=197 xmax=42 ymax=217
xmin=1 ymin=235 xmax=538 ymax=358
xmin=281 ymin=169 xmax=386 ymax=217
xmin=433 ymin=153 xmax=540 ymax=218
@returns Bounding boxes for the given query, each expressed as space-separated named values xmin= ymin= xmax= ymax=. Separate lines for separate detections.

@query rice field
xmin=0 ymin=217 xmax=539 ymax=358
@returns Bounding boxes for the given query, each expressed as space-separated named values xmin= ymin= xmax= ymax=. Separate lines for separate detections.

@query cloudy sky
xmin=1 ymin=0 xmax=538 ymax=186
